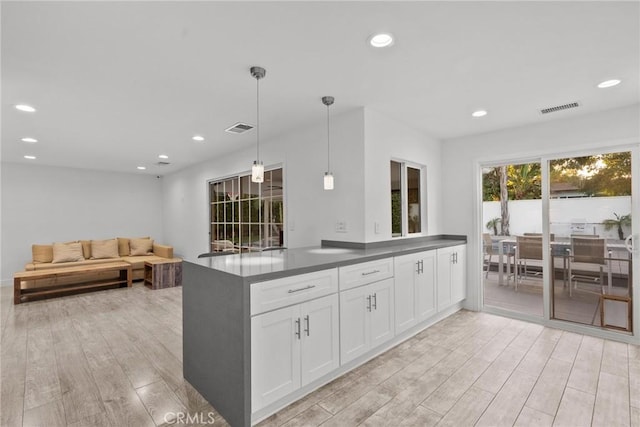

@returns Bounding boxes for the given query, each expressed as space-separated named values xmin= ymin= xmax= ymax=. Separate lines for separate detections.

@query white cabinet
xmin=252 ymin=293 xmax=339 ymax=411
xmin=437 ymin=244 xmax=466 ymax=311
xmin=394 ymin=250 xmax=437 ymax=334
xmin=251 ymin=304 xmax=300 ymax=411
xmin=340 ymin=278 xmax=394 ymax=364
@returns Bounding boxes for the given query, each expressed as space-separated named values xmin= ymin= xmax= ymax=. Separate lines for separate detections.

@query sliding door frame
xmin=475 ymin=140 xmax=640 ymax=345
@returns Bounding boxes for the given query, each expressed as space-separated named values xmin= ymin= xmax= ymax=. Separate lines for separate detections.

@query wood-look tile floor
xmin=2 ymin=284 xmax=639 ymax=427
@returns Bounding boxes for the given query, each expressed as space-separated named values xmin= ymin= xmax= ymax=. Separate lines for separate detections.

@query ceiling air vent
xmin=156 ymin=161 xmax=171 ymax=166
xmin=225 ymin=122 xmax=254 ymax=134
xmin=539 ymin=102 xmax=580 ymax=115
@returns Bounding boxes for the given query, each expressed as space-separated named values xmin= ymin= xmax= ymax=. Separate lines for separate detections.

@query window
xmin=390 ymin=160 xmax=424 ymax=237
xmin=209 ymin=168 xmax=284 ymax=251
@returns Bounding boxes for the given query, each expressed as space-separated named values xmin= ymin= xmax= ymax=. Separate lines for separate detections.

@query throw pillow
xmin=52 ymin=241 xmax=84 ymax=263
xmin=117 ymin=237 xmax=131 ymax=256
xmin=80 ymin=240 xmax=91 ymax=259
xmin=130 ymin=238 xmax=154 ymax=256
xmin=91 ymin=239 xmax=119 ymax=259
xmin=33 ymin=244 xmax=54 ymax=263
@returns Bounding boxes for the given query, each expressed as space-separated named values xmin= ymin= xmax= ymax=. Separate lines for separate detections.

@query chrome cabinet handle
xmin=419 ymin=260 xmax=424 ymax=274
xmin=295 ymin=318 xmax=301 ymax=339
xmin=288 ymin=284 xmax=316 ymax=294
xmin=372 ymin=293 xmax=377 ymax=310
xmin=361 ymin=270 xmax=380 ymax=276
xmin=416 ymin=261 xmax=421 ymax=274
xmin=304 ymin=315 xmax=310 ymax=336
xmin=366 ymin=295 xmax=372 ymax=312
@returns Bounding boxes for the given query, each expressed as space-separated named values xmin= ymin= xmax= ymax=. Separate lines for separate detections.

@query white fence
xmin=483 ymin=196 xmax=632 ymax=240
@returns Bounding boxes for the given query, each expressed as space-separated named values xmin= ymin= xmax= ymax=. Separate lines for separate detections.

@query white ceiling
xmin=2 ymin=1 xmax=639 ymax=175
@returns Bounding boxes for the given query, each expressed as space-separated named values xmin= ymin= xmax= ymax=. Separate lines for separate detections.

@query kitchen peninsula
xmin=183 ymin=235 xmax=467 ymax=426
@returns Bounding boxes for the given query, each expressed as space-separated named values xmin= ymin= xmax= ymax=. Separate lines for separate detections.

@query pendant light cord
xmin=256 ymin=77 xmax=260 ymax=163
xmin=326 ymin=104 xmax=330 ymax=172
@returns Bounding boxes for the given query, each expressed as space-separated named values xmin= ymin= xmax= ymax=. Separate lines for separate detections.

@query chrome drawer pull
xmin=287 ymin=284 xmax=316 ymax=294
xmin=361 ymin=269 xmax=381 ymax=276
xmin=295 ymin=318 xmax=301 ymax=339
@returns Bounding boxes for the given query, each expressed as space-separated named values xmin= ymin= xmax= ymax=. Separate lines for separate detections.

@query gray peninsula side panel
xmin=183 ymin=261 xmax=251 ymax=427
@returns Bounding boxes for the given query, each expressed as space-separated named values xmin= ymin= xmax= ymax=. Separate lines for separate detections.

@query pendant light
xmin=322 ymin=96 xmax=335 ymax=190
xmin=250 ymin=66 xmax=266 ymax=183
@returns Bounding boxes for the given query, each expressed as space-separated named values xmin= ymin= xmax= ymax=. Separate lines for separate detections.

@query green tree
xmin=550 ymin=152 xmax=631 ymax=197
xmin=508 ymin=163 xmax=541 ymax=199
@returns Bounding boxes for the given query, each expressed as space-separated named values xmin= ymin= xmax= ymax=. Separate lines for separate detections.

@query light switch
xmin=374 ymin=222 xmax=380 ymax=234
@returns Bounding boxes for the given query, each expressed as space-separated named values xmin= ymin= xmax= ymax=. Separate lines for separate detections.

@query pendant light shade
xmin=250 ymin=66 xmax=266 ymax=183
xmin=324 ymin=172 xmax=334 ymax=190
xmin=252 ymin=161 xmax=264 ymax=183
xmin=322 ymin=96 xmax=335 ymax=191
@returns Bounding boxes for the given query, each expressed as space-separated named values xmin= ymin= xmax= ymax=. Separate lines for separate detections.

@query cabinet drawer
xmin=251 ymin=269 xmax=338 ymax=316
xmin=339 ymin=258 xmax=394 ymax=291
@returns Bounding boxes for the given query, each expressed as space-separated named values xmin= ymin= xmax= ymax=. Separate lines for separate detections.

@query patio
xmin=483 ymin=253 xmax=632 ymax=330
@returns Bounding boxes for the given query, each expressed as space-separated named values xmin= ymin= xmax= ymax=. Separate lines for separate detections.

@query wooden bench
xmin=14 ymin=261 xmax=132 ymax=304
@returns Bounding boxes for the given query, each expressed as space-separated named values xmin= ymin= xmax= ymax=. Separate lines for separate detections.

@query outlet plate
xmin=335 ymin=221 xmax=347 ymax=233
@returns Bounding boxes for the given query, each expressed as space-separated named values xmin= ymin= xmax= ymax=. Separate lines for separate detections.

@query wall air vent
xmin=539 ymin=102 xmax=580 ymax=115
xmin=225 ymin=122 xmax=254 ymax=134
xmin=156 ymin=161 xmax=171 ymax=166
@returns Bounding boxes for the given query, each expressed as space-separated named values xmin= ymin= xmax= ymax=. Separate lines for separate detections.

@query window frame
xmin=208 ymin=166 xmax=285 ymax=251
xmin=391 ymin=159 xmax=426 ymax=238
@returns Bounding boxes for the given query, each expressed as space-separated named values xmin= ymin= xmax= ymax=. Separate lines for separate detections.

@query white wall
xmin=483 ymin=196 xmax=632 ymax=239
xmin=442 ymin=104 xmax=640 ymax=310
xmin=1 ymin=162 xmax=164 ymax=283
xmin=363 ymin=109 xmax=443 ymax=241
xmin=162 ymin=108 xmax=366 ymax=261
xmin=162 ymin=106 xmax=446 ymax=261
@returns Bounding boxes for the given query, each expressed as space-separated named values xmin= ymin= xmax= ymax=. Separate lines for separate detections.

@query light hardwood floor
xmin=1 ymin=283 xmax=639 ymax=426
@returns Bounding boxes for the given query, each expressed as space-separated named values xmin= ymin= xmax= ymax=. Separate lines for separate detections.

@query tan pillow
xmin=33 ymin=244 xmax=54 ymax=263
xmin=117 ymin=237 xmax=131 ymax=256
xmin=117 ymin=236 xmax=150 ymax=256
xmin=80 ymin=240 xmax=91 ymax=259
xmin=90 ymin=239 xmax=119 ymax=259
xmin=130 ymin=238 xmax=154 ymax=256
xmin=52 ymin=241 xmax=84 ymax=263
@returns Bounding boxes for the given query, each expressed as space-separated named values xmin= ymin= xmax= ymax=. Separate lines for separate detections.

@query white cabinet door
xmin=340 ymin=279 xmax=395 ymax=364
xmin=301 ymin=294 xmax=339 ymax=386
xmin=251 ymin=305 xmax=301 ymax=411
xmin=437 ymin=247 xmax=453 ymax=310
xmin=394 ymin=253 xmax=418 ymax=334
xmin=339 ymin=285 xmax=370 ymax=364
xmin=369 ymin=278 xmax=395 ymax=349
xmin=416 ymin=250 xmax=437 ymax=321
xmin=451 ymin=245 xmax=466 ymax=304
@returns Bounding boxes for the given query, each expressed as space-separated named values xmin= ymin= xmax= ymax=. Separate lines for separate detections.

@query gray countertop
xmin=185 ymin=236 xmax=466 ymax=282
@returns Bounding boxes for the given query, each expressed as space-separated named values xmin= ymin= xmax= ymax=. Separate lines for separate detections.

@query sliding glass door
xmin=481 ymin=146 xmax=638 ymax=337
xmin=482 ymin=161 xmax=544 ymax=318
xmin=548 ymin=151 xmax=634 ymax=331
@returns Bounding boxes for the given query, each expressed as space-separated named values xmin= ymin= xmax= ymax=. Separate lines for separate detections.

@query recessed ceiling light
xmin=15 ymin=104 xmax=36 ymax=112
xmin=597 ymin=79 xmax=621 ymax=88
xmin=472 ymin=110 xmax=488 ymax=117
xmin=369 ymin=33 xmax=394 ymax=48
xmin=192 ymin=135 xmax=205 ymax=142
xmin=24 ymin=155 xmax=36 ymax=160
xmin=137 ymin=166 xmax=146 ymax=170
xmin=158 ymin=154 xmax=169 ymax=159
xmin=21 ymin=137 xmax=38 ymax=143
